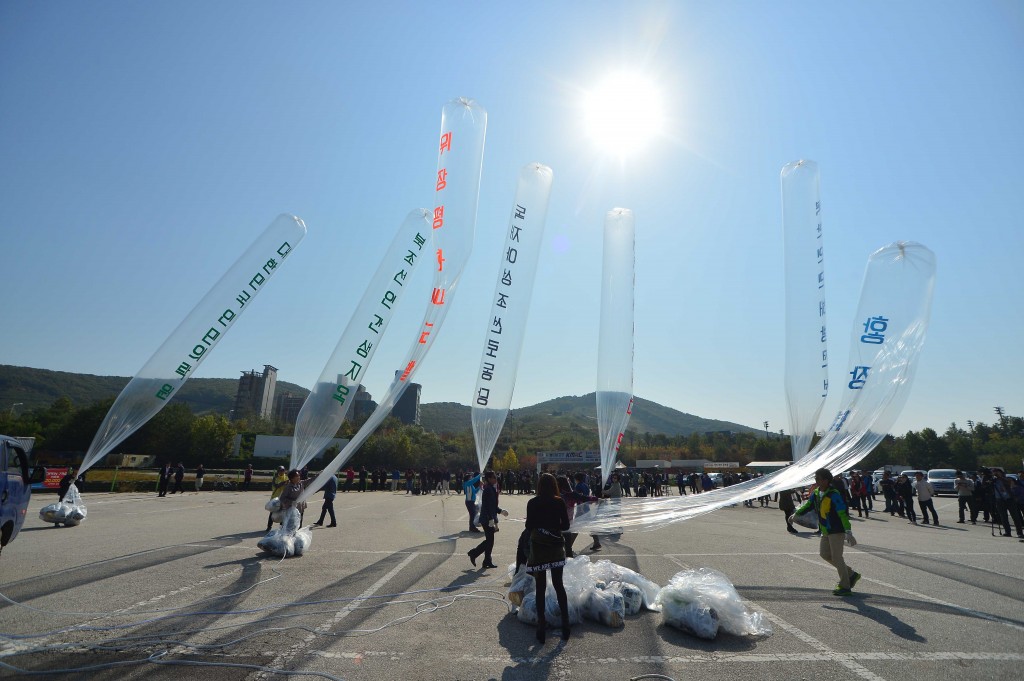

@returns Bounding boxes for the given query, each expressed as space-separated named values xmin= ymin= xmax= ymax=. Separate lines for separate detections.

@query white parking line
xmin=452 ymin=651 xmax=1024 ymax=665
xmin=786 ymin=553 xmax=1024 ymax=633
xmin=253 ymin=552 xmax=419 ymax=680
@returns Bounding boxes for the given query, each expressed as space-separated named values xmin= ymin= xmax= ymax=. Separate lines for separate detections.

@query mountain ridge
xmin=1 ymin=364 xmax=759 ymax=437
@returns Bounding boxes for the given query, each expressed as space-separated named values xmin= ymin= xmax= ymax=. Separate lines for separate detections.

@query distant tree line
xmin=2 ymin=396 xmax=1020 ymax=474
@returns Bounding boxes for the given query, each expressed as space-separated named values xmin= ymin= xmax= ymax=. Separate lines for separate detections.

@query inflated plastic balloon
xmin=78 ymin=214 xmax=307 ymax=476
xmin=299 ymin=98 xmax=486 ymax=504
xmin=595 ymin=208 xmax=635 ymax=486
xmin=781 ymin=160 xmax=828 ymax=461
xmin=471 ymin=163 xmax=553 ymax=472
xmin=573 ymin=241 xmax=935 ymax=533
xmin=290 ymin=210 xmax=430 ymax=471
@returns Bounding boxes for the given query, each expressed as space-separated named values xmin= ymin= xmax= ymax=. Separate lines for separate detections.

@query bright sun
xmin=583 ymin=70 xmax=666 ymax=153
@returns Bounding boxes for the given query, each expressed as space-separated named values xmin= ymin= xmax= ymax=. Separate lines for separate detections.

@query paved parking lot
xmin=1 ymin=489 xmax=1021 ymax=680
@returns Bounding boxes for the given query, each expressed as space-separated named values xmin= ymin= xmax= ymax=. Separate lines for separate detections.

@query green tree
xmin=191 ymin=414 xmax=236 ymax=462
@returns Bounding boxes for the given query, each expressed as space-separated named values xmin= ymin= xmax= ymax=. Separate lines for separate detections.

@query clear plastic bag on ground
xmin=607 ymin=580 xmax=644 ymax=615
xmin=516 ymin=593 xmax=540 ymax=625
xmin=39 ymin=485 xmax=87 ymax=527
xmin=543 ymin=589 xmax=582 ymax=626
xmin=508 ymin=567 xmax=535 ymax=607
xmin=655 ymin=568 xmax=772 ymax=639
xmin=258 ymin=507 xmax=311 ymax=557
xmin=664 ymin=600 xmax=720 ymax=639
xmin=515 ymin=590 xmax=582 ymax=627
xmin=580 ymin=586 xmax=625 ymax=628
xmin=588 ymin=558 xmax=662 ymax=611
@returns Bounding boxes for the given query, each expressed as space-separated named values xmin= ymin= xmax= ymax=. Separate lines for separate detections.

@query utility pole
xmin=763 ymin=421 xmax=769 ymax=438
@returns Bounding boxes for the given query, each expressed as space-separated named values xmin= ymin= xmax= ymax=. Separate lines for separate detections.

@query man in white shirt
xmin=914 ymin=472 xmax=939 ymax=525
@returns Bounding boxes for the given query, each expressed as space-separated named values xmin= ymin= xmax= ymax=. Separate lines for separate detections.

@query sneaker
xmin=850 ymin=572 xmax=861 ymax=589
xmin=956 ymin=520 xmax=965 ymax=524
xmin=832 ymin=587 xmax=853 ymax=596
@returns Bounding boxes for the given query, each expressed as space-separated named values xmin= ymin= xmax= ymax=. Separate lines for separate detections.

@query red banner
xmin=43 ymin=467 xmax=68 ymax=489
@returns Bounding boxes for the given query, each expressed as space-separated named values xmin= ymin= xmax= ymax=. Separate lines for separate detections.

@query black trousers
xmin=317 ymin=499 xmax=336 ymax=525
xmin=466 ymin=500 xmax=478 ymax=529
xmin=470 ymin=525 xmax=496 ymax=564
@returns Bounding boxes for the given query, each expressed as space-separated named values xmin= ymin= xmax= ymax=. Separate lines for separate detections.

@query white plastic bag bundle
xmin=793 ymin=508 xmax=818 ymax=529
xmin=264 ymin=497 xmax=284 ymax=524
xmin=543 ymin=589 xmax=582 ymax=626
xmin=581 ymin=586 xmax=625 ymax=628
xmin=258 ymin=508 xmax=312 ymax=557
xmin=508 ymin=568 xmax=535 ymax=607
xmin=663 ymin=600 xmax=720 ymax=640
xmin=655 ymin=568 xmax=772 ymax=639
xmin=39 ymin=485 xmax=87 ymax=527
xmin=516 ymin=593 xmax=540 ymax=625
xmin=607 ymin=580 xmax=644 ymax=615
xmin=588 ymin=558 xmax=661 ymax=611
xmin=515 ymin=590 xmax=582 ymax=627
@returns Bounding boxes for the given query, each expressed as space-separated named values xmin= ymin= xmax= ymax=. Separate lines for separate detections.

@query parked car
xmin=927 ymin=469 xmax=958 ymax=495
xmin=1 ymin=435 xmax=43 ymax=557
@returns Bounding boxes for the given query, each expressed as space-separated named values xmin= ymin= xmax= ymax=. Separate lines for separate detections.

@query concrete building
xmin=274 ymin=392 xmax=305 ymax=425
xmin=233 ymin=365 xmax=277 ymax=421
xmin=350 ymin=384 xmax=376 ymax=422
xmin=391 ymin=381 xmax=421 ymax=425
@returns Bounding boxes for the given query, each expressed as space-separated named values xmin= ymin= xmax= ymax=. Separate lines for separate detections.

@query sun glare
xmin=583 ymin=70 xmax=666 ymax=154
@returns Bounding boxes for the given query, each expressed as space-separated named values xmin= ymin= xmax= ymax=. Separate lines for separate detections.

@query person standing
xmin=913 ymin=472 xmax=939 ymax=525
xmin=468 ymin=471 xmax=507 ymax=569
xmin=849 ymin=472 xmax=869 ymax=519
xmin=157 ymin=462 xmax=171 ymax=497
xmin=525 ymin=473 xmax=572 ymax=643
xmin=58 ymin=468 xmax=77 ymax=502
xmin=895 ymin=473 xmax=917 ymax=524
xmin=243 ymin=464 xmax=253 ymax=492
xmin=790 ymin=468 xmax=860 ymax=596
xmin=194 ymin=463 xmax=205 ymax=493
xmin=992 ymin=469 xmax=1024 ymax=538
xmin=277 ymin=469 xmax=307 ymax=526
xmin=267 ymin=466 xmax=288 ymax=532
xmin=954 ymin=470 xmax=976 ymax=524
xmin=880 ymin=471 xmax=896 ymax=515
xmin=777 ymin=488 xmax=799 ymax=534
xmin=171 ymin=462 xmax=186 ymax=494
xmin=313 ymin=472 xmax=338 ymax=527
xmin=463 ymin=472 xmax=482 ymax=532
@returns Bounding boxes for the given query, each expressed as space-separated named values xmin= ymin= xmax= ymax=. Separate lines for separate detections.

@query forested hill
xmin=0 ymin=365 xmax=310 ymax=415
xmin=2 ymin=365 xmax=759 ymax=438
xmin=419 ymin=394 xmax=759 ymax=437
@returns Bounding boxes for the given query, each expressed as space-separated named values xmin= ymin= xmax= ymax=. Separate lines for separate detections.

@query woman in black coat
xmin=525 ymin=472 xmax=571 ymax=643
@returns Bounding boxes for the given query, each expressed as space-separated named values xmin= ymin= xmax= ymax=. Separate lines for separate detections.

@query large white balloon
xmin=471 ymin=163 xmax=553 ymax=472
xmin=78 ymin=214 xmax=307 ymax=476
xmin=289 ymin=210 xmax=431 ymax=471
xmin=595 ymin=208 xmax=635 ymax=487
xmin=299 ymin=98 xmax=487 ymax=505
xmin=781 ymin=160 xmax=829 ymax=461
xmin=573 ymin=241 xmax=936 ymax=532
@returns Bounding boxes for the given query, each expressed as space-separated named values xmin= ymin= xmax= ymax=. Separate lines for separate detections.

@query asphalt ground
xmin=1 ymin=488 xmax=1022 ymax=681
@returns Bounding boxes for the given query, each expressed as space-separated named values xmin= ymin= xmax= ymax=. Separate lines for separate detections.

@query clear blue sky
xmin=2 ymin=1 xmax=1021 ymax=437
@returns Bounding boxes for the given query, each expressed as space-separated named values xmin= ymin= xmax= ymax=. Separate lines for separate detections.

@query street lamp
xmin=9 ymin=402 xmax=23 ymax=416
